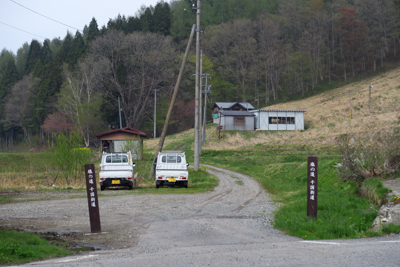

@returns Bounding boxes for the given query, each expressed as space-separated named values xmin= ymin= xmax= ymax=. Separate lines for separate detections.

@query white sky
xmin=1 ymin=0 xmax=163 ymax=54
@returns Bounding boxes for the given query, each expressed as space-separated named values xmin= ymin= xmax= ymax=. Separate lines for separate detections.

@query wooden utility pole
xmin=369 ymin=84 xmax=373 ymax=116
xmin=194 ymin=0 xmax=201 ymax=171
xmin=199 ymin=50 xmax=203 ymax=154
xmin=153 ymin=89 xmax=159 ymax=138
xmin=202 ymin=75 xmax=211 ymax=142
xmin=348 ymin=90 xmax=352 ymax=119
xmin=149 ymin=25 xmax=196 ymax=178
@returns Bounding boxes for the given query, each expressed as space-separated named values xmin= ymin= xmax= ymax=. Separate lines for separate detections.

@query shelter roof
xmin=95 ymin=127 xmax=147 ymax=139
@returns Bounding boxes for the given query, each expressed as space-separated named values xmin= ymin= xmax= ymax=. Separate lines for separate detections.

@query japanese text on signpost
xmin=85 ymin=164 xmax=101 ymax=233
xmin=307 ymin=156 xmax=318 ymax=219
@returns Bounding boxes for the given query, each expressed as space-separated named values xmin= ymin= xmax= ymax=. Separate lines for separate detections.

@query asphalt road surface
xmin=3 ymin=165 xmax=399 ymax=267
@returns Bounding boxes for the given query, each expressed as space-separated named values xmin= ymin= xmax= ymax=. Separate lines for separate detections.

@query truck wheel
xmin=100 ymin=185 xmax=105 ymax=191
xmin=128 ymin=185 xmax=133 ymax=190
xmin=156 ymin=181 xmax=160 ymax=189
xmin=183 ymin=181 xmax=188 ymax=188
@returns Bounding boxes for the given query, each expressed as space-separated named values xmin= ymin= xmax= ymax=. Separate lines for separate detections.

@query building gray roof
xmin=212 ymin=102 xmax=255 ymax=110
xmin=220 ymin=110 xmax=255 ymax=116
xmin=251 ymin=109 xmax=306 ymax=113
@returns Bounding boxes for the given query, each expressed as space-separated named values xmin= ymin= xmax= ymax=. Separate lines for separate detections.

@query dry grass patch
xmin=144 ymin=67 xmax=400 ymax=152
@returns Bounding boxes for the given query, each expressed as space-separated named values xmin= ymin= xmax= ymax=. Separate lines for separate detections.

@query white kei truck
xmin=153 ymin=151 xmax=189 ymax=188
xmin=99 ymin=151 xmax=136 ymax=191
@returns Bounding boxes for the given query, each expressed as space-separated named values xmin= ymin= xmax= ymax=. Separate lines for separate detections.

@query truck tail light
xmin=128 ymin=177 xmax=132 ymax=180
xmin=158 ymin=176 xmax=164 ymax=180
xmin=100 ymin=178 xmax=105 ymax=181
xmin=180 ymin=176 xmax=187 ymax=180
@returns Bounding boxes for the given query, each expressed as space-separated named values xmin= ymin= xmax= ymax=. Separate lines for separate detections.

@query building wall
xmin=252 ymin=110 xmax=305 ymax=130
xmin=221 ymin=116 xmax=254 ymax=131
xmin=114 ymin=139 xmax=143 ymax=160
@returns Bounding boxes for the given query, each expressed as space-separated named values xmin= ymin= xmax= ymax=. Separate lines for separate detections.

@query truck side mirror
xmin=99 ymin=164 xmax=102 ymax=168
xmin=186 ymin=162 xmax=189 ymax=166
xmin=132 ymin=163 xmax=136 ymax=167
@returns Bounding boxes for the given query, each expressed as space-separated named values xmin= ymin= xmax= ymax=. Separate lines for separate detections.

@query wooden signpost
xmin=307 ymin=156 xmax=318 ymax=219
xmin=84 ymin=164 xmax=101 ymax=233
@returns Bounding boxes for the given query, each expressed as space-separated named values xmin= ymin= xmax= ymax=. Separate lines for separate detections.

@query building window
xmin=235 ymin=116 xmax=245 ymax=125
xmin=269 ymin=117 xmax=295 ymax=124
xmin=287 ymin=117 xmax=295 ymax=124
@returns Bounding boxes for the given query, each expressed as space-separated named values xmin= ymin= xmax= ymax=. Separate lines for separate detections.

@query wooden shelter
xmin=95 ymin=127 xmax=147 ymax=160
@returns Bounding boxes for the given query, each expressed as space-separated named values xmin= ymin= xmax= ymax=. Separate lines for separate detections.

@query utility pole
xmin=153 ymin=89 xmax=159 ymax=138
xmin=348 ymin=90 xmax=352 ymax=119
xmin=194 ymin=0 xmax=201 ymax=171
xmin=202 ymin=82 xmax=211 ymax=142
xmin=118 ymin=97 xmax=122 ymax=129
xmin=369 ymin=84 xmax=373 ymax=116
xmin=149 ymin=25 xmax=196 ymax=178
xmin=199 ymin=50 xmax=203 ymax=154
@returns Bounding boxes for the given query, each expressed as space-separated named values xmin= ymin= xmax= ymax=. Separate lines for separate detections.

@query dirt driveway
xmin=0 ymin=165 xmax=290 ymax=251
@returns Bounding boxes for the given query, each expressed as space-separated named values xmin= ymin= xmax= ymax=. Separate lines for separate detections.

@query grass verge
xmin=201 ymin=148 xmax=384 ymax=239
xmin=0 ymin=229 xmax=72 ymax=265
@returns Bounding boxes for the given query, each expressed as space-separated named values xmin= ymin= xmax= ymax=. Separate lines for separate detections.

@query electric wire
xmin=0 ymin=21 xmax=45 ymax=39
xmin=10 ymin=0 xmax=80 ymax=31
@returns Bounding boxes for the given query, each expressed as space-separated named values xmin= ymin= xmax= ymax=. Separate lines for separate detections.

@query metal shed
xmin=219 ymin=110 xmax=255 ymax=131
xmin=211 ymin=102 xmax=255 ymax=123
xmin=250 ymin=110 xmax=306 ymax=130
xmin=95 ymin=127 xmax=147 ymax=160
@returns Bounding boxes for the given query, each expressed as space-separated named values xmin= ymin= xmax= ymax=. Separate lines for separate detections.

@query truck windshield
xmin=162 ymin=155 xmax=181 ymax=163
xmin=106 ymin=155 xmax=128 ymax=163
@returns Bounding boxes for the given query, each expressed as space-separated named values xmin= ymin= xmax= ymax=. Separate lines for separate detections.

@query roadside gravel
xmin=0 ymin=165 xmax=294 ymax=254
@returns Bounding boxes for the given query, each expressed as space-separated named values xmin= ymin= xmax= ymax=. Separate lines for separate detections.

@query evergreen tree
xmin=31 ymin=54 xmax=63 ymax=128
xmin=0 ymin=49 xmax=16 ymax=78
xmin=0 ymin=59 xmax=19 ymax=100
xmin=58 ymin=32 xmax=73 ymax=63
xmin=49 ymin=38 xmax=63 ymax=57
xmin=141 ymin=7 xmax=154 ymax=32
xmin=16 ymin=43 xmax=30 ymax=77
xmin=127 ymin=16 xmax=142 ymax=33
xmin=87 ymin=17 xmax=99 ymax=43
xmin=70 ymin=31 xmax=85 ymax=65
xmin=153 ymin=2 xmax=171 ymax=35
xmin=25 ymin=40 xmax=42 ymax=74
xmin=41 ymin=39 xmax=53 ymax=63
xmin=0 ymin=59 xmax=19 ymax=136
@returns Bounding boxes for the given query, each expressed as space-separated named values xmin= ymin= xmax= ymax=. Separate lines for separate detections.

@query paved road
xmin=5 ymin=166 xmax=400 ymax=267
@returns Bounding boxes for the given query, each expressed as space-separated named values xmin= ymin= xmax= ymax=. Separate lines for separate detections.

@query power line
xmin=10 ymin=0 xmax=80 ymax=31
xmin=0 ymin=21 xmax=45 ymax=39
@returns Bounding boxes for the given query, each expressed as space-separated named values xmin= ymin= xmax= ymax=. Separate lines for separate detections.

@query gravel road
xmin=0 ymin=165 xmax=291 ymax=250
xmin=1 ymin=166 xmax=399 ymax=266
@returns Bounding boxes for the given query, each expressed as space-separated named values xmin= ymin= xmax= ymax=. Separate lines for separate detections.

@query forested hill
xmin=0 ymin=0 xmax=399 ymax=149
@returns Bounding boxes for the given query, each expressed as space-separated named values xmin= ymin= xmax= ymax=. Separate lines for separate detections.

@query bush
xmin=335 ymin=129 xmax=400 ymax=187
xmin=48 ymin=131 xmax=92 ymax=185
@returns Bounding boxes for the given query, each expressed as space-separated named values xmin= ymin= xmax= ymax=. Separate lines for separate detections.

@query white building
xmin=219 ymin=110 xmax=255 ymax=131
xmin=250 ymin=110 xmax=306 ymax=130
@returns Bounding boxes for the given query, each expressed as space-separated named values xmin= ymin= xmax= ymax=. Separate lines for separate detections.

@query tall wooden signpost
xmin=307 ymin=156 xmax=318 ymax=219
xmin=85 ymin=164 xmax=101 ymax=233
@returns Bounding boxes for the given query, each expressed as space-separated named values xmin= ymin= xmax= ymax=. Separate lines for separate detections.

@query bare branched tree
xmin=57 ymin=60 xmax=104 ymax=147
xmin=5 ymin=75 xmax=36 ymax=143
xmin=87 ymin=29 xmax=177 ymax=129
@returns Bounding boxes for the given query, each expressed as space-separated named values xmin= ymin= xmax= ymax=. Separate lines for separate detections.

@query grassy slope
xmin=147 ymin=65 xmax=400 ymax=152
xmin=144 ymin=67 xmax=400 ymax=239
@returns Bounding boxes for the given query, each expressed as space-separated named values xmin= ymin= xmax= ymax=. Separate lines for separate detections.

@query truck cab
xmin=99 ymin=151 xmax=135 ymax=191
xmin=154 ymin=151 xmax=189 ymax=188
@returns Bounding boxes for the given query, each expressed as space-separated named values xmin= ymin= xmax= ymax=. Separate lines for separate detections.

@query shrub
xmin=48 ymin=131 xmax=92 ymax=185
xmin=335 ymin=129 xmax=400 ymax=187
